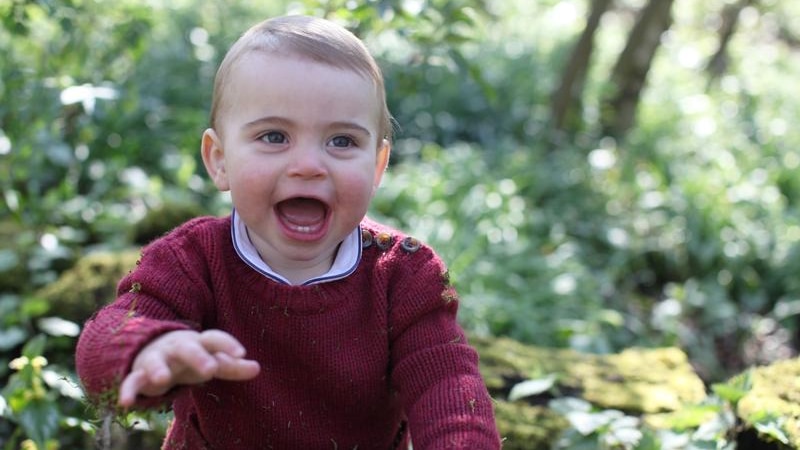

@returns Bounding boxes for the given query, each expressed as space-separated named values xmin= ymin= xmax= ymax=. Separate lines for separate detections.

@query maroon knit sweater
xmin=75 ymin=216 xmax=500 ymax=449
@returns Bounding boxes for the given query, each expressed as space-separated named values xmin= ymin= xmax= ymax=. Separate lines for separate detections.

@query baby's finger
xmin=119 ymin=369 xmax=148 ymax=407
xmin=213 ymin=352 xmax=261 ymax=380
xmin=167 ymin=339 xmax=219 ymax=380
xmin=198 ymin=329 xmax=247 ymax=358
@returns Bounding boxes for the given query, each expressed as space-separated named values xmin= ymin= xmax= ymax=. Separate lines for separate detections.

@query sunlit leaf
xmin=549 ymin=397 xmax=592 ymax=415
xmin=37 ymin=317 xmax=81 ymax=337
xmin=565 ymin=410 xmax=621 ymax=436
xmin=507 ymin=375 xmax=556 ymax=402
xmin=0 ymin=394 xmax=8 ymax=417
xmin=42 ymin=369 xmax=84 ymax=400
xmin=711 ymin=372 xmax=752 ymax=404
xmin=603 ymin=426 xmax=643 ymax=446
xmin=752 ymin=415 xmax=790 ymax=445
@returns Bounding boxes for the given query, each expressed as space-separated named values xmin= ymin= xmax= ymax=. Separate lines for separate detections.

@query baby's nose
xmin=287 ymin=145 xmax=326 ymax=178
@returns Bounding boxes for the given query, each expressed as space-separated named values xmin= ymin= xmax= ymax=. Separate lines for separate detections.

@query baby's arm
xmin=118 ymin=329 xmax=260 ymax=407
xmin=388 ymin=247 xmax=501 ymax=449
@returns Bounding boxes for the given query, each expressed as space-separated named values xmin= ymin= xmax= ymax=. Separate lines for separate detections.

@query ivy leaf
xmin=0 ymin=326 xmax=27 ymax=351
xmin=549 ymin=397 xmax=592 ymax=415
xmin=752 ymin=415 xmax=790 ymax=445
xmin=17 ymin=397 xmax=60 ymax=449
xmin=711 ymin=372 xmax=752 ymax=404
xmin=603 ymin=426 xmax=643 ymax=447
xmin=0 ymin=394 xmax=8 ymax=417
xmin=37 ymin=317 xmax=81 ymax=337
xmin=507 ymin=374 xmax=557 ymax=402
xmin=565 ymin=410 xmax=623 ymax=436
xmin=22 ymin=334 xmax=47 ymax=359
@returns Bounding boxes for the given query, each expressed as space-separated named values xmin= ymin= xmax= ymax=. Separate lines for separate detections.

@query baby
xmin=76 ymin=14 xmax=501 ymax=449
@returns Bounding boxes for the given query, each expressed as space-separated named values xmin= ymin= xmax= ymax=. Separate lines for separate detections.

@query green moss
xmin=474 ymin=337 xmax=705 ymax=413
xmin=476 ymin=335 xmax=800 ymax=448
xmin=582 ymin=347 xmax=707 ymax=412
xmin=35 ymin=250 xmax=140 ymax=324
xmin=130 ymin=202 xmax=203 ymax=245
xmin=494 ymin=401 xmax=567 ymax=450
xmin=474 ymin=336 xmax=710 ymax=446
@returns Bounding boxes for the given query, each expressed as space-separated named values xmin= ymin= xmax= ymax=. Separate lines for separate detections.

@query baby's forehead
xmin=216 ymin=50 xmax=383 ymax=122
xmin=224 ymin=49 xmax=380 ymax=98
xmin=238 ymin=47 xmax=371 ymax=78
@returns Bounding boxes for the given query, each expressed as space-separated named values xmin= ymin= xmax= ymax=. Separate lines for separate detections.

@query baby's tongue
xmin=277 ymin=198 xmax=326 ymax=226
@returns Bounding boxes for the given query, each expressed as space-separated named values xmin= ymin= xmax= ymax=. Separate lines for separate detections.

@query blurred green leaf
xmin=22 ymin=334 xmax=47 ymax=359
xmin=0 ymin=327 xmax=27 ymax=352
xmin=711 ymin=372 xmax=752 ymax=404
xmin=752 ymin=415 xmax=790 ymax=445
xmin=17 ymin=396 xmax=59 ymax=449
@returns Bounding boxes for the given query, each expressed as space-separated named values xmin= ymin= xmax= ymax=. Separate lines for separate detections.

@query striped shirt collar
xmin=231 ymin=209 xmax=362 ymax=286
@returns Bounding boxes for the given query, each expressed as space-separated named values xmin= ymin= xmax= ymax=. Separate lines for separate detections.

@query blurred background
xmin=2 ymin=0 xmax=800 ymax=447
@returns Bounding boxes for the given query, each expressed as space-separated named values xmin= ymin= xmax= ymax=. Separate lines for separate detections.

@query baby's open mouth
xmin=275 ymin=197 xmax=329 ymax=235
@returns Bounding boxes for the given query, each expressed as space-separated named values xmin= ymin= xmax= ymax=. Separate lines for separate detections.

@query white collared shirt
xmin=231 ymin=209 xmax=361 ymax=286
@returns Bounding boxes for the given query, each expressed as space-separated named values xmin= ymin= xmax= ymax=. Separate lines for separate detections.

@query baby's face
xmin=204 ymin=51 xmax=389 ymax=279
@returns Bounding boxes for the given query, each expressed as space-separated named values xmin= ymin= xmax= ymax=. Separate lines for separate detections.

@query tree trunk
xmin=600 ymin=0 xmax=676 ymax=140
xmin=550 ymin=0 xmax=615 ymax=132
xmin=706 ymin=0 xmax=756 ymax=83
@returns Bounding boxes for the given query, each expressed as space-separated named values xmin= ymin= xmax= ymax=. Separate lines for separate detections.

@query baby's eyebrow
xmin=241 ymin=116 xmax=291 ymax=131
xmin=242 ymin=116 xmax=373 ymax=137
xmin=327 ymin=121 xmax=373 ymax=137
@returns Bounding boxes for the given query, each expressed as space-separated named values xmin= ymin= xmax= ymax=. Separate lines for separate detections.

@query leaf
xmin=0 ymin=249 xmax=19 ymax=271
xmin=549 ymin=397 xmax=592 ymax=414
xmin=603 ymin=426 xmax=643 ymax=446
xmin=0 ymin=326 xmax=28 ymax=351
xmin=566 ymin=410 xmax=615 ymax=436
xmin=711 ymin=372 xmax=752 ymax=404
xmin=37 ymin=317 xmax=81 ymax=337
xmin=22 ymin=334 xmax=47 ymax=359
xmin=0 ymin=394 xmax=8 ymax=417
xmin=753 ymin=416 xmax=790 ymax=445
xmin=610 ymin=415 xmax=640 ymax=430
xmin=650 ymin=403 xmax=721 ymax=430
xmin=17 ymin=396 xmax=60 ymax=449
xmin=507 ymin=374 xmax=557 ymax=402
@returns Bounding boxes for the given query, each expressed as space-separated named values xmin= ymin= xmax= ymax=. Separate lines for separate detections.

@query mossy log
xmin=473 ymin=336 xmax=800 ymax=449
xmin=473 ymin=336 xmax=707 ymax=449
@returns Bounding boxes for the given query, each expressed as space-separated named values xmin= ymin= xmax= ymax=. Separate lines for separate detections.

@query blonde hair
xmin=209 ymin=15 xmax=393 ymax=142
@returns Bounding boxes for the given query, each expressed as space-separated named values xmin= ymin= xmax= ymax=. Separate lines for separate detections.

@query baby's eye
xmin=260 ymin=131 xmax=287 ymax=144
xmin=328 ymin=135 xmax=355 ymax=148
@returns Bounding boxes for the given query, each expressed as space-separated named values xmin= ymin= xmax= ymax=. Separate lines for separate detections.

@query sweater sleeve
xmin=75 ymin=227 xmax=213 ymax=409
xmin=387 ymin=246 xmax=501 ymax=449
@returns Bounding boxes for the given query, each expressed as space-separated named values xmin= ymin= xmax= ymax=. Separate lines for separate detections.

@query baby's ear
xmin=372 ymin=138 xmax=391 ymax=193
xmin=201 ymin=128 xmax=230 ymax=191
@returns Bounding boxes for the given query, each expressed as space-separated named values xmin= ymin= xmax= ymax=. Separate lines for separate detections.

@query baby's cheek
xmin=341 ymin=173 xmax=376 ymax=203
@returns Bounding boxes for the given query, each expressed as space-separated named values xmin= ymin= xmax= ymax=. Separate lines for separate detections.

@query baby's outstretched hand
xmin=118 ymin=329 xmax=260 ymax=407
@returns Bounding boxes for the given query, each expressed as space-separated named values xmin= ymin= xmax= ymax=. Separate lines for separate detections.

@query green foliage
xmin=372 ymin=141 xmax=627 ymax=351
xmin=0 ymin=295 xmax=89 ymax=450
xmin=549 ymin=396 xmax=740 ymax=450
xmin=712 ymin=371 xmax=752 ymax=405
